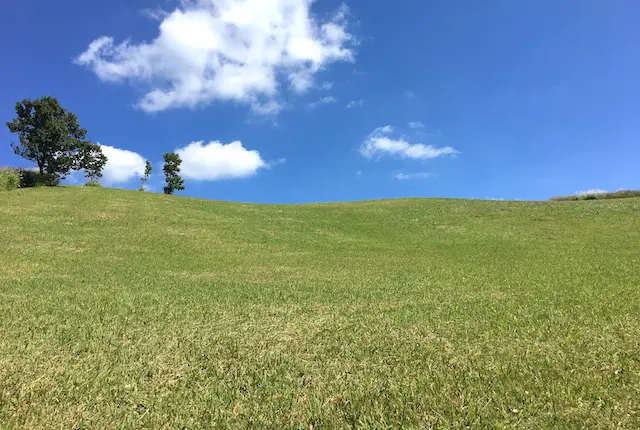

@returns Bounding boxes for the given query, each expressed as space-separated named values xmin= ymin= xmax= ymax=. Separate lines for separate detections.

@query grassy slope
xmin=1 ymin=187 xmax=639 ymax=429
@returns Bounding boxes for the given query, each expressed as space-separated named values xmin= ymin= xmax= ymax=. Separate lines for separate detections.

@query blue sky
xmin=1 ymin=0 xmax=638 ymax=203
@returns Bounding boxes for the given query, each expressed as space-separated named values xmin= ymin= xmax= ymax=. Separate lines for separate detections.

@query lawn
xmin=1 ymin=187 xmax=639 ymax=429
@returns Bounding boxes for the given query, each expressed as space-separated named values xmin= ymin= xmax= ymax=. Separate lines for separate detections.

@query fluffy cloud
xmin=176 ymin=140 xmax=268 ymax=180
xmin=393 ymin=172 xmax=432 ymax=180
xmin=307 ymin=96 xmax=337 ymax=109
xmin=360 ymin=126 xmax=458 ymax=160
xmin=408 ymin=121 xmax=424 ymax=129
xmin=100 ymin=144 xmax=146 ymax=184
xmin=346 ymin=99 xmax=364 ymax=108
xmin=75 ymin=0 xmax=355 ymax=114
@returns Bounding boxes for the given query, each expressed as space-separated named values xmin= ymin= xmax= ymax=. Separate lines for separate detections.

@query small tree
xmin=6 ymin=96 xmax=105 ymax=182
xmin=163 ymin=152 xmax=184 ymax=195
xmin=139 ymin=160 xmax=152 ymax=191
xmin=81 ymin=143 xmax=108 ymax=183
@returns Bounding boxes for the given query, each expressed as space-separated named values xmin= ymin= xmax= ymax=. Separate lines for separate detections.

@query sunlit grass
xmin=1 ymin=187 xmax=639 ymax=428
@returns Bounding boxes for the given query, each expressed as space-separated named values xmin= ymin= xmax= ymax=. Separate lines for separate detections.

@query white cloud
xmin=576 ymin=189 xmax=607 ymax=196
xmin=100 ymin=144 xmax=146 ymax=184
xmin=321 ymin=81 xmax=334 ymax=90
xmin=408 ymin=121 xmax=425 ymax=129
xmin=176 ymin=140 xmax=268 ymax=180
xmin=393 ymin=172 xmax=432 ymax=180
xmin=373 ymin=125 xmax=393 ymax=134
xmin=75 ymin=0 xmax=355 ymax=114
xmin=346 ymin=99 xmax=364 ymax=108
xmin=270 ymin=157 xmax=287 ymax=167
xmin=141 ymin=8 xmax=168 ymax=21
xmin=250 ymin=100 xmax=284 ymax=116
xmin=307 ymin=96 xmax=337 ymax=109
xmin=360 ymin=126 xmax=458 ymax=160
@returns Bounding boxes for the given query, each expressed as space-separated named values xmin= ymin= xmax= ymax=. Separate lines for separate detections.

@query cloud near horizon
xmin=100 ymin=144 xmax=147 ymax=184
xmin=176 ymin=140 xmax=268 ymax=180
xmin=75 ymin=0 xmax=355 ymax=115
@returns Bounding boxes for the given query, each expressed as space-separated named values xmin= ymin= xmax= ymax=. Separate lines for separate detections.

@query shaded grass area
xmin=1 ymin=187 xmax=639 ymax=428
xmin=551 ymin=189 xmax=640 ymax=201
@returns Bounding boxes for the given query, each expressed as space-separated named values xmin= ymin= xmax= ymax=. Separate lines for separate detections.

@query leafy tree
xmin=139 ymin=160 xmax=152 ymax=191
xmin=163 ymin=152 xmax=185 ymax=195
xmin=81 ymin=144 xmax=108 ymax=182
xmin=6 ymin=96 xmax=106 ymax=181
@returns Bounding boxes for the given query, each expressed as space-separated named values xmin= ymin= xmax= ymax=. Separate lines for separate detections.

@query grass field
xmin=1 ymin=187 xmax=639 ymax=429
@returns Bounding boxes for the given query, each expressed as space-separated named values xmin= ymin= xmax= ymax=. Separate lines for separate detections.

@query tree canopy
xmin=163 ymin=152 xmax=185 ymax=195
xmin=6 ymin=96 xmax=107 ymax=181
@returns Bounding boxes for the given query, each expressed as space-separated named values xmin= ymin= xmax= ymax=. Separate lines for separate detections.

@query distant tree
xmin=6 ymin=96 xmax=106 ymax=182
xmin=139 ymin=160 xmax=152 ymax=191
xmin=163 ymin=152 xmax=184 ymax=195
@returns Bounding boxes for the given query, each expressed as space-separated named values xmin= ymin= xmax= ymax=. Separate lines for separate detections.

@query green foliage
xmin=162 ymin=152 xmax=185 ymax=195
xmin=81 ymin=144 xmax=108 ymax=181
xmin=17 ymin=169 xmax=38 ymax=188
xmin=139 ymin=160 xmax=152 ymax=191
xmin=17 ymin=169 xmax=59 ymax=188
xmin=5 ymin=96 xmax=106 ymax=181
xmin=0 ymin=168 xmax=20 ymax=191
xmin=85 ymin=180 xmax=103 ymax=187
xmin=551 ymin=189 xmax=640 ymax=201
xmin=0 ymin=167 xmax=58 ymax=190
xmin=1 ymin=188 xmax=639 ymax=428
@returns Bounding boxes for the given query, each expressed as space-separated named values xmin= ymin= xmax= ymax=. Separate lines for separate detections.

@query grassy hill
xmin=1 ymin=187 xmax=639 ymax=429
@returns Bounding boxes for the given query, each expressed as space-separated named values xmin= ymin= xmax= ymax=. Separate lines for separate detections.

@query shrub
xmin=551 ymin=190 xmax=640 ymax=201
xmin=17 ymin=169 xmax=59 ymax=188
xmin=18 ymin=169 xmax=38 ymax=188
xmin=0 ymin=168 xmax=21 ymax=191
xmin=85 ymin=180 xmax=103 ymax=187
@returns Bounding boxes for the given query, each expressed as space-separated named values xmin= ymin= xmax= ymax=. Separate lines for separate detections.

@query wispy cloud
xmin=140 ymin=8 xmax=168 ymax=21
xmin=308 ymin=96 xmax=337 ymax=109
xmin=393 ymin=172 xmax=432 ymax=180
xmin=320 ymin=81 xmax=334 ymax=90
xmin=360 ymin=126 xmax=458 ymax=160
xmin=346 ymin=99 xmax=364 ymax=109
xmin=408 ymin=121 xmax=425 ymax=129
xmin=404 ymin=90 xmax=418 ymax=101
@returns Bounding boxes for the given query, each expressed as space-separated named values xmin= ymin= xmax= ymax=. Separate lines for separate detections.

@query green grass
xmin=1 ymin=187 xmax=639 ymax=429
